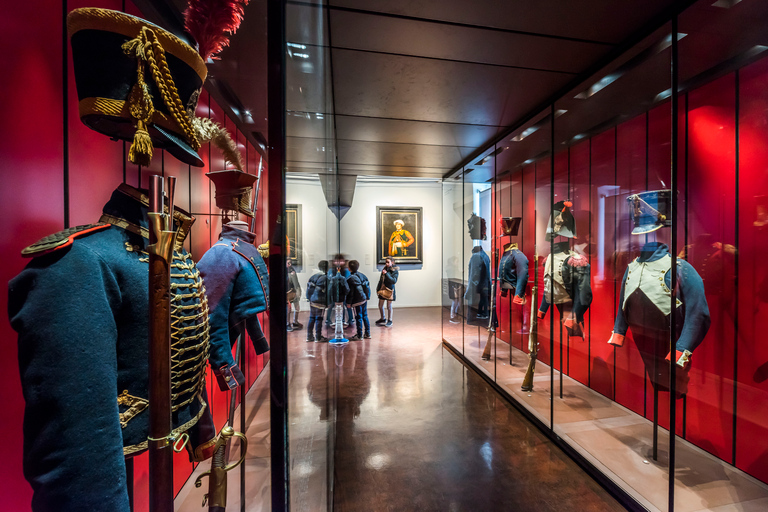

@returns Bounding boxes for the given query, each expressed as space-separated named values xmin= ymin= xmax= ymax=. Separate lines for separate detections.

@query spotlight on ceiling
xmin=575 ymin=33 xmax=686 ymax=100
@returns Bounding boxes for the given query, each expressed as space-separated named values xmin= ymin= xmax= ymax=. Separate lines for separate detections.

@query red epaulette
xmin=568 ymin=253 xmax=589 ymax=267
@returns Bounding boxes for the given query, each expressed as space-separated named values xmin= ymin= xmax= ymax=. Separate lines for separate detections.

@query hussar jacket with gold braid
xmin=8 ymin=184 xmax=216 ymax=512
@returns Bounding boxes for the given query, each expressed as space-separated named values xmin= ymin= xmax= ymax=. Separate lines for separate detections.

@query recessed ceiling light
xmin=712 ymin=0 xmax=741 ymax=8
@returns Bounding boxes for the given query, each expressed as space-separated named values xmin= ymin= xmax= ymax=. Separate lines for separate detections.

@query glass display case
xmin=442 ymin=1 xmax=768 ymax=510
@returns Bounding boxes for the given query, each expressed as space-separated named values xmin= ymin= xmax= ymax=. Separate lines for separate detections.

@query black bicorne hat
xmin=207 ymin=170 xmax=258 ymax=217
xmin=499 ymin=217 xmax=521 ymax=237
xmin=68 ymin=8 xmax=207 ymax=167
xmin=628 ymin=190 xmax=672 ymax=235
xmin=546 ymin=200 xmax=576 ymax=241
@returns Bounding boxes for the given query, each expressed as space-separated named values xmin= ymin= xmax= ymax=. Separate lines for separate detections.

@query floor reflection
xmin=177 ymin=307 xmax=623 ymax=512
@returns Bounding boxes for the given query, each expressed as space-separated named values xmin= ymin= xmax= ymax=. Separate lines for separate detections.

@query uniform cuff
xmin=608 ymin=331 xmax=625 ymax=347
xmin=563 ymin=318 xmax=584 ymax=338
xmin=537 ymin=310 xmax=545 ymax=319
xmin=666 ymin=349 xmax=692 ymax=368
xmin=214 ymin=364 xmax=245 ymax=391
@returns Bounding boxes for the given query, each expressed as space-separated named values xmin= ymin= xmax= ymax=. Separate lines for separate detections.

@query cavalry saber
xmin=521 ymin=246 xmax=539 ymax=392
xmin=193 ymin=333 xmax=249 ymax=509
xmin=249 ymin=155 xmax=263 ymax=234
xmin=148 ymin=175 xmax=182 ymax=512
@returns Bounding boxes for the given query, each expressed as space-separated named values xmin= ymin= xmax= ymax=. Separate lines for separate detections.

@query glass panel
xmin=443 ymin=174 xmax=465 ymax=350
xmin=462 ymin=151 xmax=496 ymax=376
xmin=674 ymin=1 xmax=768 ymax=511
xmin=548 ymin=21 xmax=675 ymax=511
xmin=473 ymin=111 xmax=553 ymax=427
xmin=285 ymin=3 xmax=337 ymax=511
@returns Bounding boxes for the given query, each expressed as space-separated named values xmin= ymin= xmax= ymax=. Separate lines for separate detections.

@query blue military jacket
xmin=464 ymin=247 xmax=491 ymax=308
xmin=498 ymin=245 xmax=528 ymax=298
xmin=197 ymin=225 xmax=270 ymax=391
xmin=614 ymin=242 xmax=711 ymax=354
xmin=8 ymin=184 xmax=215 ymax=512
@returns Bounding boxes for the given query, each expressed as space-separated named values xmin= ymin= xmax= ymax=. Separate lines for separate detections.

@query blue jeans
xmin=354 ymin=303 xmax=370 ymax=337
xmin=308 ymin=306 xmax=325 ymax=338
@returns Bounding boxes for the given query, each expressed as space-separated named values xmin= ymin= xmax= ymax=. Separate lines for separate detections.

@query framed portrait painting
xmin=376 ymin=206 xmax=423 ymax=264
xmin=285 ymin=204 xmax=302 ymax=267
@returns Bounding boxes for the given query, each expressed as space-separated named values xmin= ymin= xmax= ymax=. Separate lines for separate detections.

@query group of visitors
xmin=288 ymin=255 xmax=399 ymax=342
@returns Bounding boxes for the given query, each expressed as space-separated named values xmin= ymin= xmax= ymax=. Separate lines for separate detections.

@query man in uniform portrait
xmin=388 ymin=219 xmax=414 ymax=257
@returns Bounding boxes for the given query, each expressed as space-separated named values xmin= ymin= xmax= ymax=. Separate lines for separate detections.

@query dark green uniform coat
xmin=8 ymin=185 xmax=215 ymax=512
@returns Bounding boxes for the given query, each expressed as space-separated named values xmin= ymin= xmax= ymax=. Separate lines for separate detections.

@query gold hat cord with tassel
xmin=122 ymin=26 xmax=201 ymax=165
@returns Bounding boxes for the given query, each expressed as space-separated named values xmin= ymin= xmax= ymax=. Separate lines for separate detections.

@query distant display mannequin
xmin=538 ymin=201 xmax=593 ymax=338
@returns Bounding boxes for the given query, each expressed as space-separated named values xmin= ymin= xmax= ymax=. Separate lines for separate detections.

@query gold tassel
xmin=125 ymin=51 xmax=155 ymax=166
xmin=127 ymin=82 xmax=154 ymax=123
xmin=129 ymin=120 xmax=153 ymax=166
xmin=257 ymin=241 xmax=270 ymax=259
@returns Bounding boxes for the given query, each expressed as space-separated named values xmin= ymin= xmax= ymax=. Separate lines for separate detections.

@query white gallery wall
xmin=286 ymin=175 xmax=443 ymax=309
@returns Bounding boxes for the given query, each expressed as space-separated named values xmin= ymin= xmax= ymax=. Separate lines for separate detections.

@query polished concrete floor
xmin=330 ymin=307 xmax=623 ymax=512
xmin=177 ymin=306 xmax=624 ymax=511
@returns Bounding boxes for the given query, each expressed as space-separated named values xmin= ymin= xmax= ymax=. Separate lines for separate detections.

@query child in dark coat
xmin=346 ymin=260 xmax=371 ymax=340
xmin=305 ymin=260 xmax=329 ymax=342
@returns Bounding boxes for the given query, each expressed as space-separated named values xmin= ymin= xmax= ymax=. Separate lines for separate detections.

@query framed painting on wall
xmin=285 ymin=204 xmax=302 ymax=267
xmin=376 ymin=206 xmax=423 ymax=264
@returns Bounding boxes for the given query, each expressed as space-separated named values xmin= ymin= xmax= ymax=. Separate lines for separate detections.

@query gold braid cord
xmin=122 ymin=26 xmax=200 ymax=165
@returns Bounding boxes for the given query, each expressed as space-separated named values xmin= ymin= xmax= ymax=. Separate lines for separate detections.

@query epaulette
xmin=257 ymin=240 xmax=270 ymax=259
xmin=21 ymin=223 xmax=111 ymax=258
xmin=568 ymin=253 xmax=589 ymax=267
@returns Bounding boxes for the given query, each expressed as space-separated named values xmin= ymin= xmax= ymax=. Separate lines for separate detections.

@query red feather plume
xmin=184 ymin=0 xmax=250 ymax=61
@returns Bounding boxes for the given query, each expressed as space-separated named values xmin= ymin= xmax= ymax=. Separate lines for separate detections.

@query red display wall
xmin=0 ymin=2 xmax=270 ymax=509
xmin=490 ymin=57 xmax=768 ymax=485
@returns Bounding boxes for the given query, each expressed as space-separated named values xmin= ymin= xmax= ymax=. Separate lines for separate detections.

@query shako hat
xmin=207 ymin=170 xmax=258 ymax=217
xmin=499 ymin=217 xmax=521 ymax=237
xmin=545 ymin=200 xmax=576 ymax=241
xmin=67 ymin=2 xmax=249 ymax=168
xmin=627 ymin=189 xmax=672 ymax=235
xmin=68 ymin=8 xmax=207 ymax=166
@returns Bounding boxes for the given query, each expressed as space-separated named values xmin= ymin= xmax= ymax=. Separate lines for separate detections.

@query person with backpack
xmin=328 ymin=255 xmax=351 ymax=335
xmin=346 ymin=260 xmax=371 ymax=341
xmin=324 ymin=257 xmax=354 ymax=328
xmin=306 ymin=260 xmax=330 ymax=342
xmin=376 ymin=256 xmax=399 ymax=327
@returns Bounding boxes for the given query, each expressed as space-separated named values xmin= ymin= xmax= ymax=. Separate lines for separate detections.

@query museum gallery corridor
xmin=178 ymin=307 xmax=623 ymax=511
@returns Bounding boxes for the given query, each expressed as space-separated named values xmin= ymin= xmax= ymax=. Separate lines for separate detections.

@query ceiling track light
xmin=711 ymin=0 xmax=741 ymax=8
xmin=574 ymin=32 xmax=686 ymax=100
